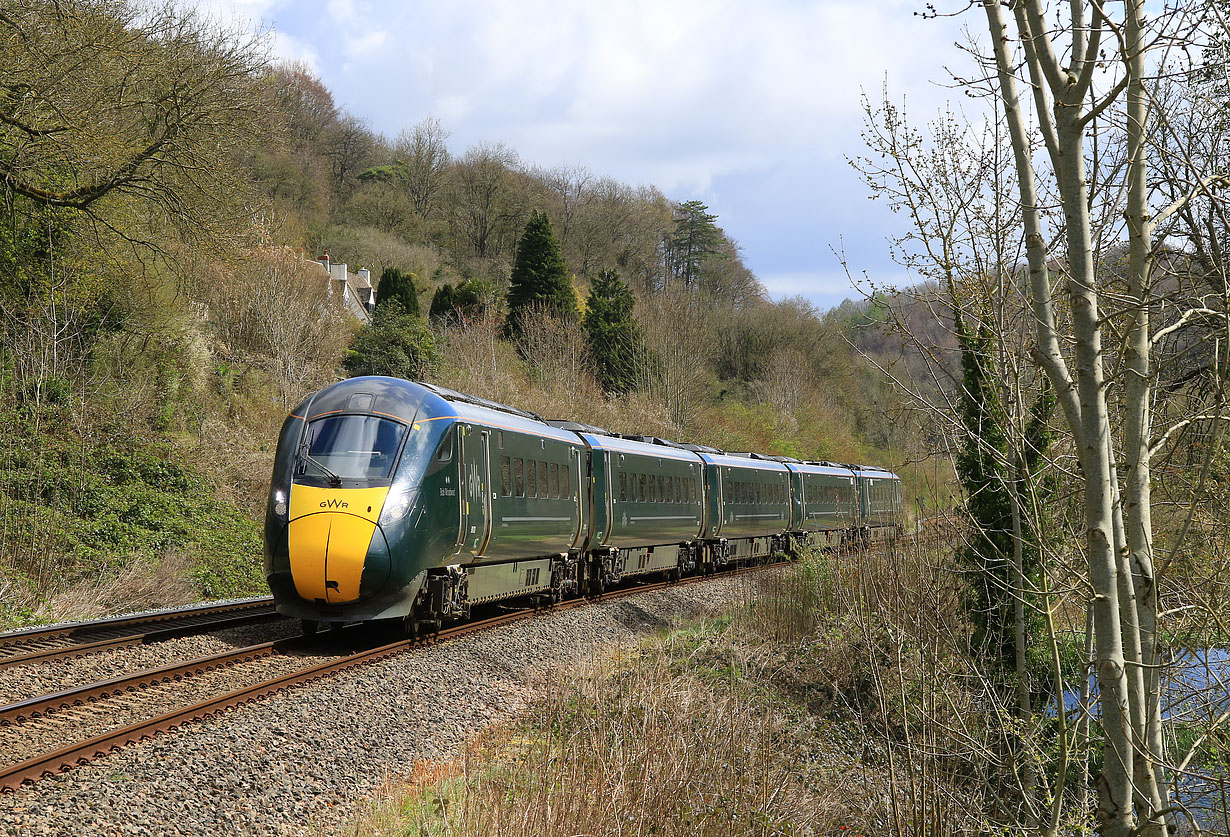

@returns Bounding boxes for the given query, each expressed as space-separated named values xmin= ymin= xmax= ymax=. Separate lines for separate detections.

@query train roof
xmin=294 ymin=376 xmax=443 ymax=424
xmin=299 ymin=380 xmax=901 ymax=477
xmin=785 ymin=462 xmax=858 ymax=478
xmin=446 ymin=400 xmax=584 ymax=444
xmin=853 ymin=465 xmax=902 ymax=480
xmin=697 ymin=451 xmax=791 ymax=472
xmin=578 ymin=433 xmax=704 ymax=464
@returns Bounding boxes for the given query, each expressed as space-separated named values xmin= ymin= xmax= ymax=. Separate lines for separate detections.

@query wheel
xmin=300 ymin=618 xmax=319 ymax=637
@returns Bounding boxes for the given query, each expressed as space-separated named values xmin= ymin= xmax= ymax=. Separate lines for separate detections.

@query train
xmin=263 ymin=377 xmax=905 ymax=634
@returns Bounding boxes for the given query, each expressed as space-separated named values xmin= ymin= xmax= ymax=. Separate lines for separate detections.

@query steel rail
xmin=0 ymin=561 xmax=784 ymax=792
xmin=0 ymin=599 xmax=278 ymax=663
xmin=0 ymin=604 xmax=283 ymax=671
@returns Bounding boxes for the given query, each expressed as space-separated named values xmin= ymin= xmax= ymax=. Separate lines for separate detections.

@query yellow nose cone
xmin=287 ymin=485 xmax=390 ymax=604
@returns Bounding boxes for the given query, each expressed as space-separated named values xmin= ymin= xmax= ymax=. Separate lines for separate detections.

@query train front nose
xmin=287 ymin=485 xmax=392 ymax=604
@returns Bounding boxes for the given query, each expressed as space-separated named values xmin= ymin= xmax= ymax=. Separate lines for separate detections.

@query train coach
xmin=263 ymin=377 xmax=904 ymax=635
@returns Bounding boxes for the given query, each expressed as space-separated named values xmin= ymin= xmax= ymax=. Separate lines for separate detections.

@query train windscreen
xmin=301 ymin=416 xmax=406 ymax=481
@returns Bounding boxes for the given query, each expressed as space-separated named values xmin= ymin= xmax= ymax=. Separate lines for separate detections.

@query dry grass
xmin=346 ymin=537 xmax=1018 ymax=837
xmin=354 ymin=632 xmax=852 ymax=836
xmin=31 ymin=551 xmax=198 ymax=624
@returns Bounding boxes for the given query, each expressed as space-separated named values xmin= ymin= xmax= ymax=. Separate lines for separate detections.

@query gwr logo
xmin=319 ymin=499 xmax=350 ymax=509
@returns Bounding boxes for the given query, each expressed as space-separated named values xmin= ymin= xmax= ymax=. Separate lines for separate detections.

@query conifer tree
xmin=428 ymin=283 xmax=457 ymax=323
xmin=668 ymin=200 xmax=724 ymax=290
xmin=505 ymin=210 xmax=576 ymax=338
xmin=429 ymin=279 xmax=492 ymax=325
xmin=376 ymin=268 xmax=419 ymax=316
xmin=584 ymin=269 xmax=643 ymax=394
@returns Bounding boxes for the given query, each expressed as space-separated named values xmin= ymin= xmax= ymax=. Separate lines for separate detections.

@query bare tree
xmin=970 ymin=0 xmax=1226 ymax=832
xmin=448 ymin=142 xmax=524 ymax=259
xmin=0 ymin=0 xmax=267 ymax=238
xmin=393 ymin=117 xmax=452 ymax=219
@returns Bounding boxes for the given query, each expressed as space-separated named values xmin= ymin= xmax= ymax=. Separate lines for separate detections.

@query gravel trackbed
xmin=0 ymin=573 xmax=764 ymax=836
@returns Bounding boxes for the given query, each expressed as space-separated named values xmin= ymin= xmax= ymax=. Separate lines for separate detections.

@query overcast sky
xmin=199 ymin=0 xmax=974 ymax=310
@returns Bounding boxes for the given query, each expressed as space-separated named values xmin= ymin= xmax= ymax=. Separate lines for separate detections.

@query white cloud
xmin=188 ymin=0 xmax=975 ymax=310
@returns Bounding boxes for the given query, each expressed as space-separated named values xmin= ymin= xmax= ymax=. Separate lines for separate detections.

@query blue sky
xmin=200 ymin=0 xmax=971 ymax=311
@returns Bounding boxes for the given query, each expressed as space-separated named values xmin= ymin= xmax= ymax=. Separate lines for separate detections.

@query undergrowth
xmin=0 ymin=417 xmax=264 ymax=628
xmin=347 ymin=540 xmax=1009 ymax=836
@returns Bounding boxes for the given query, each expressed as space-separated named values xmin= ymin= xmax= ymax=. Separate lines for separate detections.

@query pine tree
xmin=505 ymin=210 xmax=577 ymax=338
xmin=584 ymin=269 xmax=643 ymax=394
xmin=376 ymin=268 xmax=419 ymax=316
xmin=668 ymin=200 xmax=724 ymax=290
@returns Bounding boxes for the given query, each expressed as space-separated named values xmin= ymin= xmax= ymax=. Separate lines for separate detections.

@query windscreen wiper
xmin=298 ymin=447 xmax=343 ymax=487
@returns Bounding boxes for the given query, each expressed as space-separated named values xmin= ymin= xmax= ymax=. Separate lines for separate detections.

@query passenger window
xmin=514 ymin=458 xmax=525 ymax=497
xmin=562 ymin=465 xmax=571 ymax=497
xmin=527 ymin=459 xmax=538 ymax=498
xmin=619 ymin=472 xmax=627 ymax=502
xmin=657 ymin=475 xmax=665 ymax=503
xmin=538 ymin=461 xmax=548 ymax=499
xmin=549 ymin=463 xmax=559 ymax=499
xmin=639 ymin=473 xmax=646 ymax=502
xmin=500 ymin=456 xmax=511 ymax=496
xmin=649 ymin=474 xmax=656 ymax=503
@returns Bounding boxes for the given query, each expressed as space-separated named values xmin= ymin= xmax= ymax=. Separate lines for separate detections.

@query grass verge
xmin=346 ymin=539 xmax=999 ymax=836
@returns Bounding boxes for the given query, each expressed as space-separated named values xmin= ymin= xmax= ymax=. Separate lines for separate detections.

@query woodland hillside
xmin=0 ymin=1 xmax=927 ymax=626
xmin=11 ymin=0 xmax=1230 ymax=832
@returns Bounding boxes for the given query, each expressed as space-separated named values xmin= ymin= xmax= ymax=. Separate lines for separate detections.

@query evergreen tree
xmin=668 ymin=200 xmax=724 ymax=290
xmin=584 ymin=269 xmax=643 ymax=394
xmin=949 ymin=282 xmax=1053 ymax=676
xmin=428 ymin=278 xmax=492 ymax=325
xmin=504 ymin=210 xmax=576 ymax=338
xmin=343 ymin=300 xmax=439 ymax=380
xmin=428 ymin=283 xmax=457 ymax=323
xmin=376 ymin=268 xmax=419 ymax=316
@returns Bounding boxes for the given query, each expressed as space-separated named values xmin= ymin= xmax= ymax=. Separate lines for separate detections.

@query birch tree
xmin=971 ymin=0 xmax=1227 ymax=832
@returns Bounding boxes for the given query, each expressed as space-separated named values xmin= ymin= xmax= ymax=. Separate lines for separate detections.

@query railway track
xmin=0 ymin=598 xmax=281 ymax=671
xmin=0 ymin=562 xmax=785 ymax=793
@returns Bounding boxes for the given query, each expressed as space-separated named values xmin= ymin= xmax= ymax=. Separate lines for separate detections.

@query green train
xmin=263 ymin=377 xmax=904 ymax=633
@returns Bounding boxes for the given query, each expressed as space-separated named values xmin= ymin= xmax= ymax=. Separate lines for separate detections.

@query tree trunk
xmin=1122 ymin=0 xmax=1168 ymax=829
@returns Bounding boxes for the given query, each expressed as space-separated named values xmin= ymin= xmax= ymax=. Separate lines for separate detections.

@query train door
xmin=456 ymin=424 xmax=490 ymax=557
xmin=571 ymin=445 xmax=586 ymax=548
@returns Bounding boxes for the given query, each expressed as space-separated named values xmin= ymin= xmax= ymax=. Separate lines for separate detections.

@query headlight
xmin=273 ymin=490 xmax=287 ymax=520
xmin=379 ymin=489 xmax=416 ymax=526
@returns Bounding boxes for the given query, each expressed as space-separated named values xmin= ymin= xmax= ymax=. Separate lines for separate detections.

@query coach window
xmin=527 ymin=459 xmax=538 ymax=498
xmin=538 ymin=462 xmax=548 ymax=499
xmin=619 ymin=472 xmax=627 ymax=502
xmin=514 ymin=458 xmax=525 ymax=497
xmin=500 ymin=456 xmax=511 ymax=496
xmin=649 ymin=474 xmax=656 ymax=503
xmin=639 ymin=473 xmax=647 ymax=502
xmin=561 ymin=464 xmax=571 ymax=497
xmin=549 ymin=463 xmax=559 ymax=499
xmin=656 ymin=475 xmax=664 ymax=503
